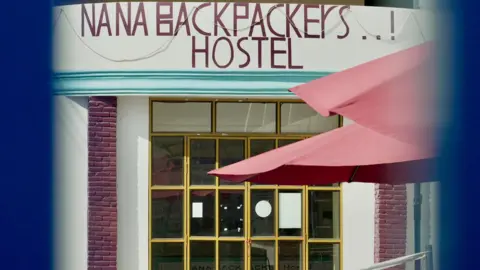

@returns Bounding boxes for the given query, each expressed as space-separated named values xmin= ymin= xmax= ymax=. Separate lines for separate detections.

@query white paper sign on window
xmin=279 ymin=193 xmax=301 ymax=229
xmin=192 ymin=202 xmax=203 ymax=218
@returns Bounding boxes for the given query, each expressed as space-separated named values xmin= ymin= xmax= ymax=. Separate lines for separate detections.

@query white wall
xmin=53 ymin=96 xmax=88 ymax=270
xmin=117 ymin=97 xmax=150 ymax=270
xmin=342 ymin=118 xmax=376 ymax=270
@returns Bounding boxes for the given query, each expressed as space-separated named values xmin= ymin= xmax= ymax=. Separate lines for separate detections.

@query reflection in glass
xmin=251 ymin=190 xmax=275 ymax=236
xmin=190 ymin=242 xmax=215 ymax=270
xmin=279 ymin=191 xmax=302 ymax=236
xmin=279 ymin=242 xmax=302 ymax=270
xmin=250 ymin=140 xmax=275 ymax=186
xmin=308 ymin=244 xmax=340 ymax=270
xmin=190 ymin=190 xmax=215 ymax=236
xmin=151 ymin=242 xmax=183 ymax=270
xmin=152 ymin=102 xmax=212 ymax=132
xmin=250 ymin=139 xmax=275 ymax=157
xmin=251 ymin=241 xmax=275 ymax=270
xmin=216 ymin=102 xmax=276 ymax=133
xmin=152 ymin=191 xmax=183 ymax=238
xmin=280 ymin=103 xmax=339 ymax=134
xmin=310 ymin=182 xmax=340 ymax=187
xmin=219 ymin=190 xmax=244 ymax=236
xmin=309 ymin=191 xmax=340 ymax=239
xmin=220 ymin=242 xmax=244 ymax=270
xmin=152 ymin=137 xmax=184 ymax=186
xmin=278 ymin=139 xmax=301 ymax=148
xmin=190 ymin=139 xmax=216 ymax=185
xmin=219 ymin=140 xmax=245 ymax=185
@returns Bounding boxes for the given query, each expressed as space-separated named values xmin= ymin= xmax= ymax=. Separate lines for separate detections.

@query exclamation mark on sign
xmin=390 ymin=11 xmax=395 ymax=40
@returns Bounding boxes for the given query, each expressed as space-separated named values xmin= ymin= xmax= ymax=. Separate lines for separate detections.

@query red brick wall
xmin=374 ymin=184 xmax=407 ymax=270
xmin=88 ymin=96 xmax=117 ymax=270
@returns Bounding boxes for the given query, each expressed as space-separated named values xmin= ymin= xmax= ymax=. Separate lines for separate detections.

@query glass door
xmin=187 ymin=137 xmax=247 ymax=270
xmin=150 ymin=99 xmax=342 ymax=270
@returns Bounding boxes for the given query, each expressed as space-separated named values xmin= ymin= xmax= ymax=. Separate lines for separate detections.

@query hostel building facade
xmin=52 ymin=1 xmax=435 ymax=270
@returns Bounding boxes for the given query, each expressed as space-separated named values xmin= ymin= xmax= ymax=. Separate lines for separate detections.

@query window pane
xmin=216 ymin=102 xmax=276 ymax=133
xmin=220 ymin=242 xmax=244 ymax=270
xmin=308 ymin=243 xmax=340 ymax=270
xmin=251 ymin=190 xmax=275 ymax=236
xmin=152 ymin=102 xmax=211 ymax=132
xmin=251 ymin=241 xmax=275 ymax=270
xmin=309 ymin=191 xmax=340 ymax=239
xmin=190 ymin=139 xmax=216 ymax=185
xmin=278 ymin=139 xmax=301 ymax=148
xmin=279 ymin=191 xmax=303 ymax=236
xmin=310 ymin=183 xmax=340 ymax=187
xmin=281 ymin=103 xmax=339 ymax=134
xmin=152 ymin=191 xmax=183 ymax=238
xmin=152 ymin=242 xmax=183 ymax=270
xmin=190 ymin=241 xmax=215 ymax=270
xmin=152 ymin=137 xmax=184 ymax=186
xmin=190 ymin=190 xmax=215 ymax=236
xmin=219 ymin=140 xmax=245 ymax=185
xmin=279 ymin=242 xmax=302 ymax=270
xmin=219 ymin=190 xmax=244 ymax=237
xmin=250 ymin=139 xmax=275 ymax=157
xmin=250 ymin=140 xmax=275 ymax=186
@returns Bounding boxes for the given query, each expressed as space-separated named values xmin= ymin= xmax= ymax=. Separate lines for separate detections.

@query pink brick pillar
xmin=374 ymin=184 xmax=407 ymax=270
xmin=88 ymin=96 xmax=117 ymax=270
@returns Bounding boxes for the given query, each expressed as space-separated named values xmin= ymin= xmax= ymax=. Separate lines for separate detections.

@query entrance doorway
xmin=149 ymin=99 xmax=342 ymax=270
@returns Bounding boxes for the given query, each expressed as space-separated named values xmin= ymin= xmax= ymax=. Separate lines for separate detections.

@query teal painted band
xmin=53 ymin=70 xmax=333 ymax=96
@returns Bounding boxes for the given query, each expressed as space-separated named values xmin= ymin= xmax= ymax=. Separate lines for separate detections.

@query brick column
xmin=374 ymin=184 xmax=407 ymax=270
xmin=88 ymin=96 xmax=117 ymax=270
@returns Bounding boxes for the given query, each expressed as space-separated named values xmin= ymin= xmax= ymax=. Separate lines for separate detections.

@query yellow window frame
xmin=149 ymin=98 xmax=344 ymax=270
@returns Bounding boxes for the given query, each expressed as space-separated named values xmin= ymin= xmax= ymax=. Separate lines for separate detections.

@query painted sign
xmin=53 ymin=2 xmax=434 ymax=72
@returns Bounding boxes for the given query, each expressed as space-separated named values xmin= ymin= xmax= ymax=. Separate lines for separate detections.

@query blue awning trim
xmin=53 ymin=70 xmax=333 ymax=96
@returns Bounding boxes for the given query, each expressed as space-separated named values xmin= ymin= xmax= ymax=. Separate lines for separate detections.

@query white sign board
xmin=53 ymin=2 xmax=434 ymax=72
xmin=279 ymin=192 xmax=302 ymax=229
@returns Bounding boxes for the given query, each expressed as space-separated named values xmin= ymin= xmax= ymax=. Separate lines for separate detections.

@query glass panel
xmin=310 ymin=183 xmax=340 ymax=187
xmin=219 ymin=190 xmax=244 ymax=237
xmin=219 ymin=140 xmax=245 ymax=185
xmin=251 ymin=241 xmax=275 ymax=270
xmin=190 ymin=190 xmax=215 ymax=236
xmin=278 ymin=191 xmax=303 ymax=236
xmin=250 ymin=139 xmax=275 ymax=186
xmin=152 ymin=137 xmax=184 ymax=186
xmin=250 ymin=139 xmax=275 ymax=157
xmin=152 ymin=191 xmax=183 ymax=238
xmin=251 ymin=190 xmax=275 ymax=236
xmin=308 ymin=244 xmax=340 ymax=270
xmin=219 ymin=242 xmax=244 ymax=270
xmin=190 ymin=139 xmax=216 ymax=185
xmin=152 ymin=102 xmax=211 ymax=132
xmin=281 ymin=103 xmax=339 ymax=134
xmin=190 ymin=241 xmax=215 ymax=270
xmin=308 ymin=191 xmax=341 ymax=239
xmin=216 ymin=102 xmax=276 ymax=133
xmin=278 ymin=139 xmax=301 ymax=148
xmin=151 ymin=242 xmax=183 ymax=270
xmin=279 ymin=242 xmax=303 ymax=270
